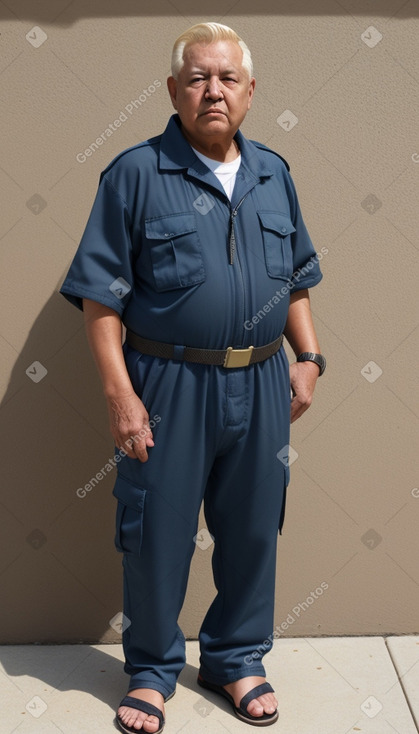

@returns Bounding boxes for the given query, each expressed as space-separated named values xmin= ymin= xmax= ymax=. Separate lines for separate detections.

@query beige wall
xmin=0 ymin=2 xmax=418 ymax=644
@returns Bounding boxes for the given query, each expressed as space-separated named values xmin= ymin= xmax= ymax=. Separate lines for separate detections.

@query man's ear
xmin=167 ymin=77 xmax=178 ymax=110
xmin=247 ymin=77 xmax=256 ymax=109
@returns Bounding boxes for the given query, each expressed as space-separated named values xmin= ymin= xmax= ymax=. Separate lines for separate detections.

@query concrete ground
xmin=1 ymin=637 xmax=418 ymax=733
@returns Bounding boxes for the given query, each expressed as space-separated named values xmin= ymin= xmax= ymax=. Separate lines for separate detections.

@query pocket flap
xmin=145 ymin=212 xmax=197 ymax=240
xmin=257 ymin=211 xmax=296 ymax=236
xmin=112 ymin=474 xmax=146 ymax=511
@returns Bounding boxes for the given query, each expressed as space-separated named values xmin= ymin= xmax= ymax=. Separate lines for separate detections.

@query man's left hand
xmin=289 ymin=360 xmax=319 ymax=423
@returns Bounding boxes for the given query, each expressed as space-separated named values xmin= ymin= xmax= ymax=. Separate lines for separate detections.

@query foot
xmin=117 ymin=688 xmax=165 ymax=732
xmin=224 ymin=676 xmax=278 ymax=718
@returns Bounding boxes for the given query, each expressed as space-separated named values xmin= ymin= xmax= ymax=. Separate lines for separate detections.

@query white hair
xmin=171 ymin=22 xmax=253 ymax=79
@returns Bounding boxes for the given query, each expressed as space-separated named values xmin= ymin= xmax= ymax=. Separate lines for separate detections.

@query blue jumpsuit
xmin=60 ymin=114 xmax=322 ymax=698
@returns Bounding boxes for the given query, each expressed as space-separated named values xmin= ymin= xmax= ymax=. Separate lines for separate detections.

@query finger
xmin=114 ymin=424 xmax=155 ymax=460
xmin=131 ymin=428 xmax=155 ymax=462
xmin=117 ymin=438 xmax=137 ymax=459
xmin=121 ymin=435 xmax=146 ymax=461
xmin=291 ymin=399 xmax=310 ymax=423
xmin=290 ymin=397 xmax=304 ymax=423
xmin=133 ymin=427 xmax=154 ymax=446
xmin=133 ymin=438 xmax=149 ymax=463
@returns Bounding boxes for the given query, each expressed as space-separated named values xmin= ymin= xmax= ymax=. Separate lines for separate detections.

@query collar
xmin=159 ymin=114 xmax=274 ymax=182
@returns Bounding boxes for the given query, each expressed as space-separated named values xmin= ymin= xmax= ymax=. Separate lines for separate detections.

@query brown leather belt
xmin=125 ymin=329 xmax=283 ymax=368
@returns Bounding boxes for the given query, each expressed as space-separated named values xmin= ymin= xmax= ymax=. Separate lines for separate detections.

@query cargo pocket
xmin=278 ymin=464 xmax=290 ymax=536
xmin=257 ymin=210 xmax=296 ymax=281
xmin=145 ymin=212 xmax=206 ymax=292
xmin=112 ymin=475 xmax=146 ymax=555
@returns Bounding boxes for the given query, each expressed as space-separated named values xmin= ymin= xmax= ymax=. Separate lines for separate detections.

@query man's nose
xmin=205 ymin=77 xmax=223 ymax=99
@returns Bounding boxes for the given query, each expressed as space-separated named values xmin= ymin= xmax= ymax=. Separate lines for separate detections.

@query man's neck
xmin=180 ymin=125 xmax=240 ymax=162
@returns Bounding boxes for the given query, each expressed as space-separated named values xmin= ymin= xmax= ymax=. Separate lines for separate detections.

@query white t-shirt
xmin=192 ymin=146 xmax=241 ymax=201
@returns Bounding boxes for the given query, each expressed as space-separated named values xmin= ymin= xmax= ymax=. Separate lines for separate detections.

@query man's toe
xmin=258 ymin=693 xmax=277 ymax=714
xmin=246 ymin=693 xmax=277 ymax=717
xmin=117 ymin=705 xmax=132 ymax=723
xmin=246 ymin=699 xmax=264 ymax=716
xmin=143 ymin=716 xmax=160 ymax=732
xmin=117 ymin=706 xmax=145 ymax=729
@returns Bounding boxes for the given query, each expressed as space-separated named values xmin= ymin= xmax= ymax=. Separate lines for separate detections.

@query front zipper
xmin=228 ymin=192 xmax=251 ymax=345
xmin=228 ymin=193 xmax=248 ymax=265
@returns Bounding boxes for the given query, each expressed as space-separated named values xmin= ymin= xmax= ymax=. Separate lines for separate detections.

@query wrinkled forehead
xmin=181 ymin=40 xmax=245 ymax=74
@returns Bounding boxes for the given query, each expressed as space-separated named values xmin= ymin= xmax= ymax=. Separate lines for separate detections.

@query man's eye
xmin=224 ymin=77 xmax=237 ymax=83
xmin=191 ymin=77 xmax=204 ymax=83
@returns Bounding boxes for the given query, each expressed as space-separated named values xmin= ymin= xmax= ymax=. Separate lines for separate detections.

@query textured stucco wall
xmin=0 ymin=1 xmax=418 ymax=644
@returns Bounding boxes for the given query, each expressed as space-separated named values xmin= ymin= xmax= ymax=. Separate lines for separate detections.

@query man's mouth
xmin=201 ymin=109 xmax=226 ymax=116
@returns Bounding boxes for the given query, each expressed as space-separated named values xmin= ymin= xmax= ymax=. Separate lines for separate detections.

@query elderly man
xmin=61 ymin=21 xmax=325 ymax=733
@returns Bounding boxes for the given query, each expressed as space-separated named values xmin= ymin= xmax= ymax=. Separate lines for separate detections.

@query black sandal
xmin=116 ymin=692 xmax=173 ymax=734
xmin=198 ymin=674 xmax=279 ymax=726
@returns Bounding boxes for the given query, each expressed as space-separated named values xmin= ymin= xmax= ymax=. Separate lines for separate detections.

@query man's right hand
xmin=107 ymin=390 xmax=155 ymax=462
xmin=82 ymin=299 xmax=156 ymax=463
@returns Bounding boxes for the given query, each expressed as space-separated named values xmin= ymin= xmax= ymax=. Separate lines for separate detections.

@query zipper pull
xmin=229 ymin=210 xmax=237 ymax=265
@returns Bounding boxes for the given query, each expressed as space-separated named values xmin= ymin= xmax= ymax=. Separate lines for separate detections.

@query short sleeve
xmin=59 ymin=175 xmax=134 ymax=314
xmin=287 ymin=172 xmax=323 ymax=292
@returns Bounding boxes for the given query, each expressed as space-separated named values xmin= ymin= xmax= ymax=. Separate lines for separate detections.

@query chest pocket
xmin=145 ymin=212 xmax=206 ymax=292
xmin=257 ymin=211 xmax=296 ymax=281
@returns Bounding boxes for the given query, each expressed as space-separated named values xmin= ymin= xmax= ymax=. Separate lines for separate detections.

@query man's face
xmin=167 ymin=40 xmax=255 ymax=147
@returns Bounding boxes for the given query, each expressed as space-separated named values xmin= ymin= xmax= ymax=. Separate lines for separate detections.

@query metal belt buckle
xmin=223 ymin=345 xmax=254 ymax=368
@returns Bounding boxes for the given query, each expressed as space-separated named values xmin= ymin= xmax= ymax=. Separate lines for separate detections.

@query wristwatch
xmin=296 ymin=352 xmax=326 ymax=376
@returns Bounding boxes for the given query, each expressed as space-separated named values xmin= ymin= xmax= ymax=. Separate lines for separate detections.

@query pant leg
xmin=113 ymin=346 xmax=223 ymax=697
xmin=198 ymin=348 xmax=291 ymax=685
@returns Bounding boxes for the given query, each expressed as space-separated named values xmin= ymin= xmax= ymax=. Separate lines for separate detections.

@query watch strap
xmin=296 ymin=352 xmax=326 ymax=376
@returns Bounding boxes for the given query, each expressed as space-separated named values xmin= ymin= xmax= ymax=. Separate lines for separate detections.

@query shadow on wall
xmin=0 ymin=0 xmax=418 ymax=24
xmin=0 ymin=285 xmax=127 ymax=645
